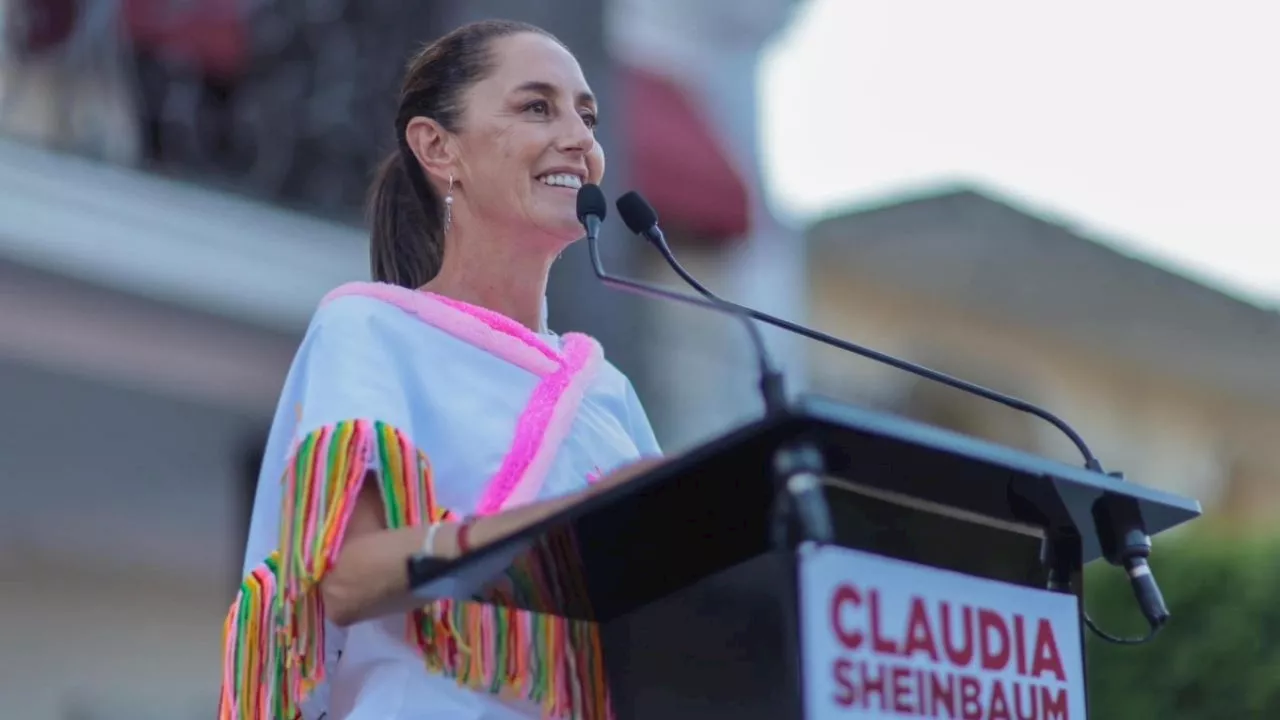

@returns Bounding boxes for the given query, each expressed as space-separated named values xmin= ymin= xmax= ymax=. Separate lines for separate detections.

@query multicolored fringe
xmin=414 ymin=603 xmax=608 ymax=719
xmin=218 ymin=417 xmax=614 ymax=720
xmin=415 ymin=526 xmax=611 ymax=720
xmin=219 ymin=553 xmax=284 ymax=718
xmin=218 ymin=419 xmax=451 ymax=720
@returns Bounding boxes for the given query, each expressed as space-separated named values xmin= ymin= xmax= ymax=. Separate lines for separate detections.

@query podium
xmin=408 ymin=395 xmax=1201 ymax=719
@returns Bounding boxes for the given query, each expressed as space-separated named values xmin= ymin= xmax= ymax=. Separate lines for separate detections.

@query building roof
xmin=807 ymin=186 xmax=1280 ymax=408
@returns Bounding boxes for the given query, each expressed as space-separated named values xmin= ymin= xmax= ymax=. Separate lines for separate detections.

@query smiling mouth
xmin=536 ymin=172 xmax=584 ymax=190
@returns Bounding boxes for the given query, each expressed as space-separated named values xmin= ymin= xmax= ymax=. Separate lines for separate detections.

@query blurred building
xmin=804 ymin=187 xmax=1280 ymax=524
xmin=0 ymin=138 xmax=363 ymax=716
xmin=0 ymin=0 xmax=804 ymax=716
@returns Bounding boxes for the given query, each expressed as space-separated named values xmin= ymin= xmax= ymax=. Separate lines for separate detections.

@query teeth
xmin=538 ymin=173 xmax=583 ymax=189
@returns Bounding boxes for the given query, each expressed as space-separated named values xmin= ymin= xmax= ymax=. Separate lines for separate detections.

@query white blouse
xmin=224 ymin=283 xmax=662 ymax=720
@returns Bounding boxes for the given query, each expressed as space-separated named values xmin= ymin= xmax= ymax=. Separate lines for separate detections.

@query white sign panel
xmin=800 ymin=545 xmax=1086 ymax=720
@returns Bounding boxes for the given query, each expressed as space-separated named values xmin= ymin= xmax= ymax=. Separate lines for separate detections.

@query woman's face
xmin=453 ymin=33 xmax=605 ymax=246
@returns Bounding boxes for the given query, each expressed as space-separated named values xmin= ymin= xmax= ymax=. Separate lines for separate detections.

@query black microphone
xmin=614 ymin=189 xmax=1167 ymax=644
xmin=576 ymin=184 xmax=788 ymax=416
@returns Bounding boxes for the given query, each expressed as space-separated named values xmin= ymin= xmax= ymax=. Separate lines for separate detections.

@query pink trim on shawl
xmin=321 ymin=282 xmax=557 ymax=376
xmin=483 ymin=334 xmax=603 ymax=513
xmin=428 ymin=292 xmax=560 ymax=365
xmin=317 ymin=281 xmax=607 ymax=514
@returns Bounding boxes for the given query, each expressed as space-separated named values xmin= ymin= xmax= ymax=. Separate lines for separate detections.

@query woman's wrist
xmin=419 ymin=520 xmax=464 ymax=561
xmin=421 ymin=517 xmax=475 ymax=561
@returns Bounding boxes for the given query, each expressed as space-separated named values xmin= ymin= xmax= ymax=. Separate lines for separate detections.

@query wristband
xmin=422 ymin=522 xmax=443 ymax=556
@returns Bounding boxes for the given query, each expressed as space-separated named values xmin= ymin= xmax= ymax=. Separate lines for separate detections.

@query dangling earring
xmin=444 ymin=174 xmax=455 ymax=231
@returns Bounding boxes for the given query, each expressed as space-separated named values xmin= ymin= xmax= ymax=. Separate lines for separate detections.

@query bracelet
xmin=422 ymin=522 xmax=443 ymax=556
xmin=456 ymin=516 xmax=477 ymax=555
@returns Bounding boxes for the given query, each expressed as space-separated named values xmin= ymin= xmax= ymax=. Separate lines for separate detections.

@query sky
xmin=758 ymin=0 xmax=1279 ymax=308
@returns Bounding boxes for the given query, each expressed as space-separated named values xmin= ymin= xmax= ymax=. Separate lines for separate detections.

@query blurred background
xmin=0 ymin=0 xmax=1276 ymax=717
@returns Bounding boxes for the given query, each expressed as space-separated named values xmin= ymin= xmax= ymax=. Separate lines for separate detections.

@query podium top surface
xmin=793 ymin=394 xmax=1201 ymax=532
xmin=408 ymin=395 xmax=1201 ymax=621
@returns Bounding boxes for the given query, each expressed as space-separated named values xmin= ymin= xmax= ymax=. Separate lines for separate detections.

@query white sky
xmin=759 ymin=0 xmax=1280 ymax=308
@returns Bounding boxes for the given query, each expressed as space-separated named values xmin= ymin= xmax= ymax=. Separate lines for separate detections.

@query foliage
xmin=1085 ymin=530 xmax=1280 ymax=717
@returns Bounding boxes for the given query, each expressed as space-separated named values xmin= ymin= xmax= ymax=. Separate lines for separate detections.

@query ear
xmin=404 ymin=116 xmax=458 ymax=186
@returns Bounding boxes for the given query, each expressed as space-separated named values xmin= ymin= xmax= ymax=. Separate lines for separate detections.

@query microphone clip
xmin=771 ymin=439 xmax=835 ymax=549
xmin=1092 ymin=480 xmax=1170 ymax=632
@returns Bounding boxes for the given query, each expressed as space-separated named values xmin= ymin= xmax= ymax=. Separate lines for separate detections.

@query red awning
xmin=6 ymin=0 xmax=78 ymax=56
xmin=621 ymin=66 xmax=750 ymax=243
xmin=124 ymin=0 xmax=248 ymax=79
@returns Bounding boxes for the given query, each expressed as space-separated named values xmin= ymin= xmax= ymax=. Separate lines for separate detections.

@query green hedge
xmin=1085 ymin=531 xmax=1280 ymax=717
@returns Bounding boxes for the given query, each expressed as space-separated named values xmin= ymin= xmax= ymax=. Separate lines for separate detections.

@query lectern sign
xmin=799 ymin=545 xmax=1086 ymax=720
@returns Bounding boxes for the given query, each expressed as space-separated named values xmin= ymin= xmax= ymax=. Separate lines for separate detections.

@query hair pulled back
xmin=368 ymin=20 xmax=562 ymax=288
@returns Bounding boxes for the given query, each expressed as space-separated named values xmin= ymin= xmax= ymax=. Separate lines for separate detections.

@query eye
xmin=522 ymin=100 xmax=551 ymax=116
xmin=580 ymin=111 xmax=598 ymax=130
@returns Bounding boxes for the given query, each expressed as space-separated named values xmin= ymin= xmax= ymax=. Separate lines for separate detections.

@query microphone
xmin=576 ymin=184 xmax=788 ymax=416
xmin=614 ymin=189 xmax=1167 ymax=645
xmin=577 ymin=184 xmax=832 ymax=544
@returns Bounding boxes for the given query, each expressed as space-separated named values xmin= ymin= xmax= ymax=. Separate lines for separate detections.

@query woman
xmin=220 ymin=19 xmax=663 ymax=720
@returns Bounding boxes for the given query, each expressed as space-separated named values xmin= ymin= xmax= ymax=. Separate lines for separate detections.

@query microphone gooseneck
xmin=615 ymin=193 xmax=1101 ymax=472
xmin=575 ymin=185 xmax=788 ymax=416
xmin=613 ymin=189 xmax=1167 ymax=645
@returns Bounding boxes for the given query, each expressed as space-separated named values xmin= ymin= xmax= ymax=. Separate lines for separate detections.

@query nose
xmin=555 ymin=114 xmax=595 ymax=155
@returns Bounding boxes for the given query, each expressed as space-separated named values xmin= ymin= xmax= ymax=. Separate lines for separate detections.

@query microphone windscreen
xmin=576 ymin=184 xmax=608 ymax=225
xmin=615 ymin=191 xmax=659 ymax=235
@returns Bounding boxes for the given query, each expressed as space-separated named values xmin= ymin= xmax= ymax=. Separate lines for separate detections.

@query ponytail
xmin=367 ymin=148 xmax=444 ymax=288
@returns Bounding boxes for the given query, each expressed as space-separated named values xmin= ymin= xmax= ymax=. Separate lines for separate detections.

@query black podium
xmin=408 ymin=395 xmax=1201 ymax=719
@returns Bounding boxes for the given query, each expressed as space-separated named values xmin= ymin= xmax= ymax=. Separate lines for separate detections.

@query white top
xmin=229 ymin=283 xmax=662 ymax=720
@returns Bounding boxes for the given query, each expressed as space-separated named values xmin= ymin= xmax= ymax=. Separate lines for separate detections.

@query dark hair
xmin=368 ymin=19 xmax=564 ymax=288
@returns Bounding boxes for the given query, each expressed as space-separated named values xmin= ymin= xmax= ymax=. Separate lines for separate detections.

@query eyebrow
xmin=513 ymin=80 xmax=596 ymax=108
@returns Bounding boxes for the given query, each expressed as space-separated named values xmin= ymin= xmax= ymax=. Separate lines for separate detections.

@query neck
xmin=421 ymin=223 xmax=559 ymax=333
